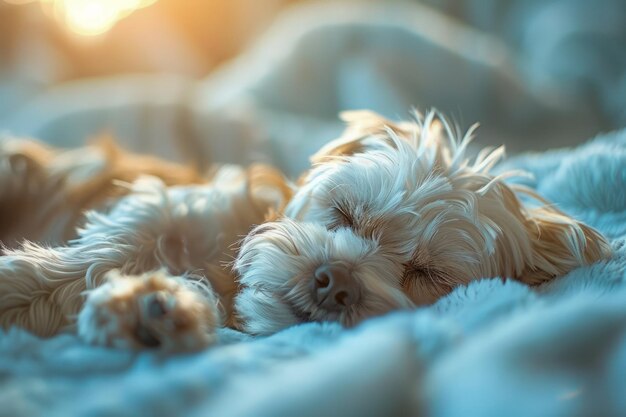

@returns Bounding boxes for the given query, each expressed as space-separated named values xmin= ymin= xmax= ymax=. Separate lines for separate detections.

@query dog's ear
xmin=312 ymin=110 xmax=419 ymax=163
xmin=522 ymin=207 xmax=611 ymax=284
xmin=502 ymin=186 xmax=612 ymax=285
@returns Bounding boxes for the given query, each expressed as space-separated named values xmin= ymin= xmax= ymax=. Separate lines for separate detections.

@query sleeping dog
xmin=0 ymin=111 xmax=611 ymax=350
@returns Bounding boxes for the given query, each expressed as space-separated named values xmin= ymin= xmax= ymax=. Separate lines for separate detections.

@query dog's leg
xmin=0 ymin=242 xmax=118 ymax=337
xmin=0 ymin=243 xmax=221 ymax=351
xmin=78 ymin=270 xmax=221 ymax=352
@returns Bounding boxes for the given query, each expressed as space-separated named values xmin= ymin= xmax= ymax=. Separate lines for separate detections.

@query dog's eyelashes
xmin=401 ymin=262 xmax=438 ymax=285
xmin=401 ymin=261 xmax=455 ymax=301
xmin=328 ymin=205 xmax=355 ymax=230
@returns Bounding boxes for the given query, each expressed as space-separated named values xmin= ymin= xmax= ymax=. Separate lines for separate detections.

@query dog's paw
xmin=78 ymin=270 xmax=220 ymax=352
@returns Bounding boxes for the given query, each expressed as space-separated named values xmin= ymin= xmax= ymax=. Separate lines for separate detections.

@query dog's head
xmin=234 ymin=110 xmax=612 ymax=335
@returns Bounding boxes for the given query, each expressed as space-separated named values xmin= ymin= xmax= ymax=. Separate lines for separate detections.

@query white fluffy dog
xmin=0 ymin=110 xmax=612 ymax=350
xmin=233 ymin=110 xmax=612 ymax=335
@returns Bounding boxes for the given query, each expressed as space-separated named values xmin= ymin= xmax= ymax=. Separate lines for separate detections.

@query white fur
xmin=0 ymin=166 xmax=274 ymax=348
xmin=234 ymin=110 xmax=611 ymax=334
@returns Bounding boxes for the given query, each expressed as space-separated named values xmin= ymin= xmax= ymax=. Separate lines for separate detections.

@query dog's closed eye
xmin=401 ymin=262 xmax=428 ymax=284
xmin=400 ymin=261 xmax=454 ymax=304
xmin=329 ymin=205 xmax=355 ymax=230
xmin=401 ymin=261 xmax=448 ymax=288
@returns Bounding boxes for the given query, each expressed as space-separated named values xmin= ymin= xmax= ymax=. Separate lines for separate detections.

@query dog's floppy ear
xmin=503 ymin=186 xmax=612 ymax=284
xmin=311 ymin=110 xmax=419 ymax=163
xmin=523 ymin=206 xmax=611 ymax=284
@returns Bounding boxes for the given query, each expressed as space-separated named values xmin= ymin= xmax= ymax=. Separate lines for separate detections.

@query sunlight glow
xmin=5 ymin=0 xmax=158 ymax=36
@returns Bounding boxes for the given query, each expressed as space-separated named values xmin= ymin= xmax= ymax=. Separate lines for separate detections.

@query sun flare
xmin=5 ymin=0 xmax=158 ymax=36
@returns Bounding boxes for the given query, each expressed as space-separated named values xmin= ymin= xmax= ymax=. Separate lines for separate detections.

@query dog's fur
xmin=0 ymin=111 xmax=612 ymax=350
xmin=0 ymin=136 xmax=205 ymax=249
xmin=0 ymin=138 xmax=291 ymax=351
xmin=233 ymin=111 xmax=612 ymax=334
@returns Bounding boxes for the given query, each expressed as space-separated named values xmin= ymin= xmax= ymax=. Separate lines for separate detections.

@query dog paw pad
xmin=78 ymin=271 xmax=220 ymax=352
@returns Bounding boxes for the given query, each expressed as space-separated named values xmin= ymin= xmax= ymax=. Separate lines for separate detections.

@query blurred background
xmin=1 ymin=0 xmax=625 ymax=175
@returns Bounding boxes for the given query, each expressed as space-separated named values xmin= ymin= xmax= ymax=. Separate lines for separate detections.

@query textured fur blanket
xmin=2 ymin=128 xmax=625 ymax=416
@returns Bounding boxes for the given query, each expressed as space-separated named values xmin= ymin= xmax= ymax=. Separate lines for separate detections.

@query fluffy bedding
xmin=2 ymin=128 xmax=626 ymax=417
xmin=2 ymin=2 xmax=626 ymax=416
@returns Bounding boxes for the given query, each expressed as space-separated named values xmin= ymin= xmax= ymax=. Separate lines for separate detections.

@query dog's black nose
xmin=312 ymin=264 xmax=359 ymax=311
